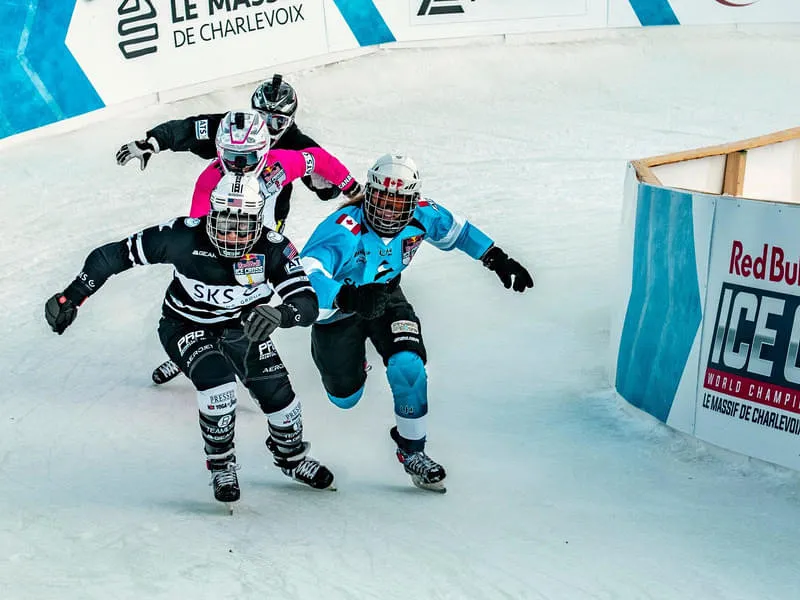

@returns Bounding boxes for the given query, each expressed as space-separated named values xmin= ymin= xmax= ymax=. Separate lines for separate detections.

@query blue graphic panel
xmin=333 ymin=0 xmax=396 ymax=46
xmin=616 ymin=184 xmax=702 ymax=422
xmin=0 ymin=0 xmax=103 ymax=140
xmin=628 ymin=0 xmax=680 ymax=26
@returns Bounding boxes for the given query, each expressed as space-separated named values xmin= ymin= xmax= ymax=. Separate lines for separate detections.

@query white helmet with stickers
xmin=207 ymin=172 xmax=265 ymax=258
xmin=363 ymin=154 xmax=421 ymax=236
xmin=215 ymin=110 xmax=270 ymax=174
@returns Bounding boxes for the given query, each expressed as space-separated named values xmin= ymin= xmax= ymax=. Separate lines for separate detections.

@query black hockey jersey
xmin=68 ymin=217 xmax=318 ymax=326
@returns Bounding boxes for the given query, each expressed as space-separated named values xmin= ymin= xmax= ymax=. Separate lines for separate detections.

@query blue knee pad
xmin=327 ymin=386 xmax=364 ymax=409
xmin=387 ymin=351 xmax=428 ymax=418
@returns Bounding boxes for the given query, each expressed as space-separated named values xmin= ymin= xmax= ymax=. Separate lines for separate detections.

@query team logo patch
xmin=285 ymin=257 xmax=304 ymax=275
xmin=261 ymin=162 xmax=287 ymax=197
xmin=336 ymin=214 xmax=361 ymax=234
xmin=402 ymin=235 xmax=424 ymax=265
xmin=302 ymin=151 xmax=315 ymax=175
xmin=184 ymin=217 xmax=202 ymax=228
xmin=195 ymin=119 xmax=209 ymax=140
xmin=233 ymin=253 xmax=266 ymax=287
xmin=391 ymin=320 xmax=419 ymax=335
xmin=266 ymin=231 xmax=284 ymax=243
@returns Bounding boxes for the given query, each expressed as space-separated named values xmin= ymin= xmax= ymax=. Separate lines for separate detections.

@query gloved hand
xmin=45 ymin=279 xmax=93 ymax=334
xmin=116 ymin=137 xmax=160 ymax=170
xmin=302 ymin=174 xmax=341 ymax=201
xmin=242 ymin=305 xmax=284 ymax=341
xmin=481 ymin=246 xmax=534 ymax=292
xmin=45 ymin=294 xmax=79 ymax=335
xmin=335 ymin=283 xmax=390 ymax=319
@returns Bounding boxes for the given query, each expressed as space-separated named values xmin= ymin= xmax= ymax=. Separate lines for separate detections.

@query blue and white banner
xmin=609 ymin=0 xmax=800 ymax=27
xmin=0 ymin=1 xmax=103 ymax=139
xmin=3 ymin=0 xmax=800 ymax=140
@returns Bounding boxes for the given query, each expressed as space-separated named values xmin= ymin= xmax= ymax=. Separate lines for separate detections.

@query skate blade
xmin=410 ymin=476 xmax=447 ymax=494
xmin=312 ymin=477 xmax=337 ymax=492
xmin=221 ymin=501 xmax=238 ymax=515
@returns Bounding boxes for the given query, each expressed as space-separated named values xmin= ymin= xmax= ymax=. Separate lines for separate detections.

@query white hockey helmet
xmin=364 ymin=154 xmax=421 ymax=236
xmin=251 ymin=74 xmax=298 ymax=142
xmin=215 ymin=110 xmax=270 ymax=174
xmin=206 ymin=172 xmax=265 ymax=258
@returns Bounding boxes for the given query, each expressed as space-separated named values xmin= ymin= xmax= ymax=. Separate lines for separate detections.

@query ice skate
xmin=207 ymin=452 xmax=241 ymax=508
xmin=152 ymin=359 xmax=181 ymax=384
xmin=266 ymin=438 xmax=336 ymax=491
xmin=390 ymin=426 xmax=447 ymax=493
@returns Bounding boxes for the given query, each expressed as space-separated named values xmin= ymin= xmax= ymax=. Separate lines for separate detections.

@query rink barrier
xmin=612 ymin=127 xmax=800 ymax=472
xmin=4 ymin=0 xmax=800 ymax=143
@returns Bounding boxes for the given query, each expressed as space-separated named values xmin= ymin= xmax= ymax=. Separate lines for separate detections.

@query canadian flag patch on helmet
xmin=336 ymin=214 xmax=361 ymax=235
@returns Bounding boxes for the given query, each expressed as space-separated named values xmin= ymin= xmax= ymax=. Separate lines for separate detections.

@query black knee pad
xmin=322 ymin=371 xmax=367 ymax=400
xmin=247 ymin=375 xmax=296 ymax=414
xmin=190 ymin=351 xmax=235 ymax=391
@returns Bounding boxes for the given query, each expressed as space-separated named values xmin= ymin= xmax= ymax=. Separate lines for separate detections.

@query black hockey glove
xmin=242 ymin=305 xmax=283 ymax=341
xmin=335 ymin=283 xmax=390 ymax=319
xmin=116 ymin=137 xmax=160 ymax=170
xmin=481 ymin=246 xmax=534 ymax=292
xmin=45 ymin=279 xmax=92 ymax=334
xmin=242 ymin=304 xmax=302 ymax=341
xmin=301 ymin=174 xmax=342 ymax=201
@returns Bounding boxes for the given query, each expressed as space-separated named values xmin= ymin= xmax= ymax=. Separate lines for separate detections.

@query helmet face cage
xmin=251 ymin=75 xmax=298 ymax=140
xmin=364 ymin=188 xmax=418 ymax=237
xmin=363 ymin=154 xmax=422 ymax=237
xmin=207 ymin=210 xmax=263 ymax=258
xmin=215 ymin=110 xmax=270 ymax=174
xmin=206 ymin=173 xmax=265 ymax=258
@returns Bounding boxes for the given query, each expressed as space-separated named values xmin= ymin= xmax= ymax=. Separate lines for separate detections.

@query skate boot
xmin=152 ymin=359 xmax=181 ymax=384
xmin=207 ymin=451 xmax=241 ymax=504
xmin=266 ymin=438 xmax=336 ymax=491
xmin=390 ymin=426 xmax=447 ymax=493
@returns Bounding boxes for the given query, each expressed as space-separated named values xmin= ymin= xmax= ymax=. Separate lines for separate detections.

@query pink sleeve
xmin=189 ymin=162 xmax=223 ymax=218
xmin=268 ymin=147 xmax=355 ymax=191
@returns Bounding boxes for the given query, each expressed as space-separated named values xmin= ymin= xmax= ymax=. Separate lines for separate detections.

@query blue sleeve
xmin=300 ymin=210 xmax=360 ymax=310
xmin=417 ymin=199 xmax=494 ymax=260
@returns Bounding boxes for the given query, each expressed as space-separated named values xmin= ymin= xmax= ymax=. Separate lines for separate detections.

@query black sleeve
xmin=64 ymin=220 xmax=189 ymax=301
xmin=278 ymin=125 xmax=321 ymax=151
xmin=146 ymin=113 xmax=224 ymax=159
xmin=266 ymin=236 xmax=319 ymax=327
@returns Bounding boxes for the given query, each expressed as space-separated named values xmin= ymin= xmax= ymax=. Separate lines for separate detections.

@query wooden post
xmin=722 ymin=150 xmax=746 ymax=196
xmin=631 ymin=160 xmax=662 ymax=185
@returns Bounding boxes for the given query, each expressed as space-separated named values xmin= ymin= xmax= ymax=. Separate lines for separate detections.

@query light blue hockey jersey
xmin=300 ymin=198 xmax=494 ymax=323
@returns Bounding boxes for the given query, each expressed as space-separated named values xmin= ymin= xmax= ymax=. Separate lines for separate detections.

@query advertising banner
xmin=669 ymin=0 xmax=800 ymax=25
xmin=411 ymin=0 xmax=590 ymax=24
xmin=696 ymin=198 xmax=800 ymax=471
xmin=68 ymin=1 xmax=329 ymax=105
xmin=609 ymin=0 xmax=800 ymax=27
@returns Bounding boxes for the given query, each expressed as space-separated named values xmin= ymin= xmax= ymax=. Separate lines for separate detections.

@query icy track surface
xmin=2 ymin=27 xmax=800 ymax=600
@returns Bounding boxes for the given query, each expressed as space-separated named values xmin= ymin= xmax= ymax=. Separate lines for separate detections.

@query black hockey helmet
xmin=251 ymin=74 xmax=298 ymax=142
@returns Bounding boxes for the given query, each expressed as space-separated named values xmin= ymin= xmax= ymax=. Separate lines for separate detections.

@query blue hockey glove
xmin=335 ymin=283 xmax=389 ymax=319
xmin=481 ymin=246 xmax=534 ymax=292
